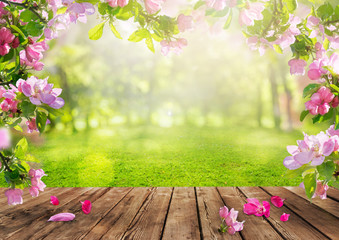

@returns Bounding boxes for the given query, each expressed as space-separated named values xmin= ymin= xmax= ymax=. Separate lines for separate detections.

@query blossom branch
xmin=0 ymin=152 xmax=12 ymax=172
xmin=0 ymin=0 xmax=46 ymax=23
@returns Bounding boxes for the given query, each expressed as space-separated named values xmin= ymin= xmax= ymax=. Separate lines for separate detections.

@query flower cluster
xmin=218 ymin=206 xmax=244 ymax=235
xmin=28 ymin=169 xmax=47 ymax=197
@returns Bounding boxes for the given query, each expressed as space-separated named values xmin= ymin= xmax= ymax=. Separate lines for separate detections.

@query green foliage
xmin=88 ymin=22 xmax=105 ymax=40
xmin=36 ymin=111 xmax=48 ymax=133
xmin=303 ymin=84 xmax=319 ymax=98
xmin=312 ymin=108 xmax=334 ymax=124
xmin=21 ymin=101 xmax=36 ymax=118
xmin=15 ymin=137 xmax=28 ymax=159
xmin=300 ymin=110 xmax=309 ymax=122
xmin=283 ymin=0 xmax=298 ymax=12
xmin=317 ymin=3 xmax=333 ymax=20
xmin=317 ymin=161 xmax=335 ymax=181
xmin=109 ymin=23 xmax=122 ymax=39
xmin=303 ymin=171 xmax=316 ymax=199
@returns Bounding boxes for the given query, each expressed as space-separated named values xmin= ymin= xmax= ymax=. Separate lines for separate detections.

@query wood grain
xmin=240 ymin=187 xmax=328 ymax=240
xmin=327 ymin=187 xmax=339 ymax=202
xmin=122 ymin=187 xmax=172 ymax=240
xmin=162 ymin=187 xmax=201 ymax=240
xmin=196 ymin=187 xmax=241 ymax=240
xmin=263 ymin=186 xmax=339 ymax=239
xmin=83 ymin=187 xmax=151 ymax=240
xmin=284 ymin=186 xmax=339 ymax=219
xmin=217 ymin=187 xmax=283 ymax=240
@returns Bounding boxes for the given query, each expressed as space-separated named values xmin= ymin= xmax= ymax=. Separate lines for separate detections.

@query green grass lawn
xmin=0 ymin=126 xmax=305 ymax=187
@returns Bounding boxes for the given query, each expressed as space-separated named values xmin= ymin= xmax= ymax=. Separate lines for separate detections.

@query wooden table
xmin=0 ymin=187 xmax=338 ymax=239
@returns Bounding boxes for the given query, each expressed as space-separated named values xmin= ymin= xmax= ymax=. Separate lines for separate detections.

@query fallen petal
xmin=50 ymin=196 xmax=59 ymax=205
xmin=271 ymin=196 xmax=285 ymax=208
xmin=280 ymin=213 xmax=290 ymax=222
xmin=80 ymin=200 xmax=92 ymax=214
xmin=48 ymin=213 xmax=75 ymax=222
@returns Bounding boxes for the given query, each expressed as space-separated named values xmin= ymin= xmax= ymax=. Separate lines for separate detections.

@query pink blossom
xmin=160 ymin=38 xmax=187 ymax=56
xmin=239 ymin=2 xmax=265 ymax=26
xmin=29 ymin=186 xmax=40 ymax=197
xmin=48 ymin=213 xmax=75 ymax=221
xmin=144 ymin=0 xmax=164 ymax=14
xmin=326 ymin=124 xmax=339 ymax=137
xmin=45 ymin=14 xmax=70 ymax=40
xmin=26 ymin=117 xmax=51 ymax=133
xmin=288 ymin=59 xmax=307 ymax=75
xmin=225 ymin=0 xmax=236 ymax=8
xmin=0 ymin=27 xmax=15 ymax=56
xmin=307 ymin=58 xmax=328 ymax=81
xmin=0 ymin=128 xmax=10 ymax=149
xmin=219 ymin=206 xmax=244 ymax=235
xmin=280 ymin=213 xmax=290 ymax=222
xmin=20 ymin=39 xmax=48 ymax=71
xmin=0 ymin=2 xmax=9 ymax=18
xmin=177 ymin=14 xmax=193 ymax=32
xmin=305 ymin=87 xmax=334 ymax=115
xmin=243 ymin=198 xmax=270 ymax=217
xmin=300 ymin=181 xmax=329 ymax=199
xmin=67 ymin=2 xmax=95 ymax=24
xmin=284 ymin=131 xmax=335 ymax=170
xmin=29 ymin=168 xmax=47 ymax=196
xmin=315 ymin=42 xmax=325 ymax=59
xmin=306 ymin=16 xmax=324 ymax=38
xmin=329 ymin=53 xmax=339 ymax=75
xmin=205 ymin=0 xmax=226 ymax=11
xmin=327 ymin=36 xmax=339 ymax=49
xmin=50 ymin=196 xmax=59 ymax=205
xmin=19 ymin=76 xmax=64 ymax=109
xmin=107 ymin=0 xmax=129 ymax=8
xmin=247 ymin=36 xmax=272 ymax=56
xmin=271 ymin=196 xmax=285 ymax=207
xmin=5 ymin=188 xmax=23 ymax=205
xmin=80 ymin=200 xmax=92 ymax=214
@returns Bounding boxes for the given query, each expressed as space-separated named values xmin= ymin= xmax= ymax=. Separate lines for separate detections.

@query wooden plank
xmin=44 ymin=187 xmax=132 ymax=240
xmin=83 ymin=187 xmax=151 ymax=240
xmin=0 ymin=188 xmax=75 ymax=238
xmin=263 ymin=186 xmax=339 ymax=239
xmin=162 ymin=187 xmax=201 ymax=240
xmin=217 ymin=187 xmax=283 ymax=240
xmin=122 ymin=187 xmax=173 ymax=240
xmin=240 ymin=187 xmax=328 ymax=240
xmin=327 ymin=187 xmax=339 ymax=202
xmin=284 ymin=187 xmax=339 ymax=219
xmin=196 ymin=187 xmax=241 ymax=240
xmin=6 ymin=187 xmax=106 ymax=240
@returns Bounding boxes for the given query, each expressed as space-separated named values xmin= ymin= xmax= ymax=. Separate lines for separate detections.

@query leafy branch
xmin=0 ymin=0 xmax=46 ymax=23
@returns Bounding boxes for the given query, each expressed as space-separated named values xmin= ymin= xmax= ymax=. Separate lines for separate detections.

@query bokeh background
xmin=1 ymin=4 xmax=332 ymax=187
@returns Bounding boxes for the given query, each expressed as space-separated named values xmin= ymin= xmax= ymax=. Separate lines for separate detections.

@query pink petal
xmin=280 ymin=213 xmax=290 ymax=222
xmin=271 ymin=196 xmax=285 ymax=208
xmin=50 ymin=196 xmax=59 ymax=205
xmin=48 ymin=213 xmax=75 ymax=221
xmin=81 ymin=200 xmax=92 ymax=214
xmin=243 ymin=203 xmax=258 ymax=215
xmin=262 ymin=201 xmax=270 ymax=218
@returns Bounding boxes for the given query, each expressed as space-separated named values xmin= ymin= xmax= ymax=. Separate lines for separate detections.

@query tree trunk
xmin=257 ymin=80 xmax=263 ymax=127
xmin=282 ymin=73 xmax=293 ymax=131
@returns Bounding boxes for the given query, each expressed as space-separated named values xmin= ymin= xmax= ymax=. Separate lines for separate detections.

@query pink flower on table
xmin=50 ymin=196 xmax=59 ymax=205
xmin=19 ymin=76 xmax=64 ymax=109
xmin=280 ymin=213 xmax=290 ymax=222
xmin=243 ymin=198 xmax=270 ymax=217
xmin=271 ymin=196 xmax=285 ymax=208
xmin=239 ymin=2 xmax=265 ymax=26
xmin=144 ymin=0 xmax=164 ymax=14
xmin=306 ymin=16 xmax=324 ymax=38
xmin=0 ymin=27 xmax=15 ymax=56
xmin=107 ymin=0 xmax=129 ymax=8
xmin=288 ymin=59 xmax=307 ymax=75
xmin=305 ymin=87 xmax=334 ymax=116
xmin=48 ymin=213 xmax=75 ymax=222
xmin=219 ymin=206 xmax=244 ymax=235
xmin=5 ymin=188 xmax=23 ymax=205
xmin=205 ymin=0 xmax=226 ymax=11
xmin=177 ymin=14 xmax=193 ymax=32
xmin=284 ymin=131 xmax=335 ymax=170
xmin=0 ymin=128 xmax=10 ymax=149
xmin=80 ymin=200 xmax=92 ymax=214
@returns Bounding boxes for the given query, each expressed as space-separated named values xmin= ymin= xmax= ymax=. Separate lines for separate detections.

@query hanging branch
xmin=0 ymin=0 xmax=46 ymax=23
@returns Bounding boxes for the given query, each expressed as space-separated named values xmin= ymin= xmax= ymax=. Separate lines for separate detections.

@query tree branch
xmin=0 ymin=152 xmax=12 ymax=172
xmin=0 ymin=0 xmax=46 ymax=23
xmin=324 ymin=19 xmax=339 ymax=25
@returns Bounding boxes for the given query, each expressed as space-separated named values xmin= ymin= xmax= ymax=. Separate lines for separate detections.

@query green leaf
xmin=300 ymin=110 xmax=309 ymax=122
xmin=332 ymin=180 xmax=339 ymax=189
xmin=283 ymin=0 xmax=297 ymax=12
xmin=273 ymin=44 xmax=283 ymax=54
xmin=19 ymin=9 xmax=38 ymax=22
xmin=213 ymin=8 xmax=229 ymax=17
xmin=75 ymin=0 xmax=99 ymax=4
xmin=317 ymin=161 xmax=335 ymax=181
xmin=223 ymin=10 xmax=232 ymax=29
xmin=194 ymin=0 xmax=205 ymax=10
xmin=336 ymin=113 xmax=339 ymax=130
xmin=312 ymin=108 xmax=334 ymax=124
xmin=145 ymin=36 xmax=155 ymax=53
xmin=36 ymin=111 xmax=48 ymax=133
xmin=303 ymin=83 xmax=319 ymax=98
xmin=10 ymin=25 xmax=26 ymax=39
xmin=128 ymin=28 xmax=149 ymax=42
xmin=21 ymin=101 xmax=36 ymax=118
xmin=9 ymin=169 xmax=19 ymax=180
xmin=284 ymin=165 xmax=312 ymax=179
xmin=15 ymin=137 xmax=28 ymax=159
xmin=98 ymin=2 xmax=108 ymax=15
xmin=88 ymin=22 xmax=105 ymax=40
xmin=37 ymin=105 xmax=63 ymax=117
xmin=25 ymin=154 xmax=40 ymax=163
xmin=115 ymin=0 xmax=133 ymax=20
xmin=335 ymin=5 xmax=339 ymax=19
xmin=109 ymin=23 xmax=122 ymax=39
xmin=317 ymin=3 xmax=334 ymax=20
xmin=330 ymin=84 xmax=339 ymax=93
xmin=303 ymin=172 xmax=317 ymax=200
xmin=25 ymin=22 xmax=44 ymax=37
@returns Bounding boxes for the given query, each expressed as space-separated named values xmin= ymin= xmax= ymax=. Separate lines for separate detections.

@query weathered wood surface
xmin=0 ymin=187 xmax=338 ymax=240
